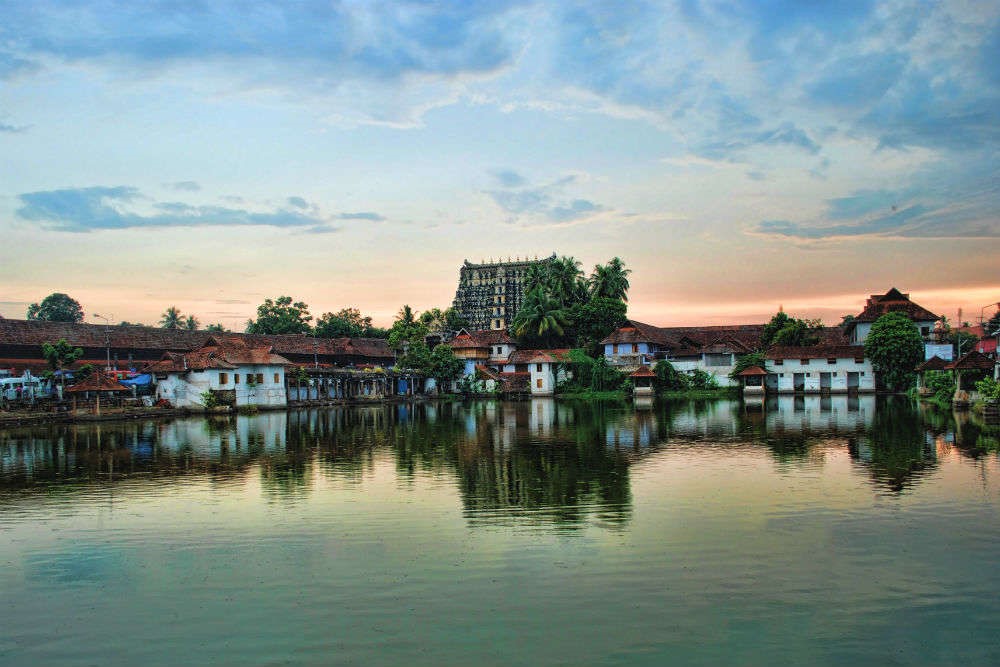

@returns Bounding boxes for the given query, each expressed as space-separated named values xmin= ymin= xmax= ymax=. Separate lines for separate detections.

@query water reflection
xmin=0 ymin=396 xmax=993 ymax=516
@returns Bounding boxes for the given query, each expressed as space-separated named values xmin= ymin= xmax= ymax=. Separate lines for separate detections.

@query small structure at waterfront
xmin=736 ymin=365 xmax=768 ymax=397
xmin=944 ymin=350 xmax=995 ymax=408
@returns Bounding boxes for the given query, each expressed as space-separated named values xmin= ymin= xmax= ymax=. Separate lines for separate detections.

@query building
xmin=448 ymin=329 xmax=518 ymax=376
xmin=845 ymin=287 xmax=939 ymax=344
xmin=501 ymin=349 xmax=572 ymax=396
xmin=146 ymin=336 xmax=291 ymax=408
xmin=452 ymin=254 xmax=555 ymax=331
xmin=764 ymin=345 xmax=875 ymax=393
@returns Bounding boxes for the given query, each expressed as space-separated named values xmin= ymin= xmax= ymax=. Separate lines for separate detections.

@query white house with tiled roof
xmin=845 ymin=288 xmax=940 ymax=344
xmin=146 ymin=336 xmax=290 ymax=408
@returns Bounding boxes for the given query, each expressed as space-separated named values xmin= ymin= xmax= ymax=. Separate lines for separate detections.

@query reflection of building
xmin=764 ymin=395 xmax=875 ymax=433
xmin=452 ymin=255 xmax=555 ymax=330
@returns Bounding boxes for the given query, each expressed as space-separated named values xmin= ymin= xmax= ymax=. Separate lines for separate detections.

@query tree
xmin=41 ymin=339 xmax=84 ymax=389
xmin=397 ymin=340 xmax=432 ymax=371
xmin=986 ymin=311 xmax=1000 ymax=336
xmin=315 ymin=308 xmax=371 ymax=338
xmin=184 ymin=315 xmax=199 ymax=331
xmin=864 ymin=312 xmax=924 ymax=392
xmin=429 ymin=344 xmax=464 ymax=388
xmin=760 ymin=311 xmax=821 ymax=348
xmin=159 ymin=306 xmax=184 ymax=330
xmin=654 ymin=360 xmax=689 ymax=392
xmin=589 ymin=257 xmax=632 ymax=302
xmin=729 ymin=351 xmax=767 ymax=380
xmin=388 ymin=305 xmax=429 ymax=351
xmin=245 ymin=296 xmax=312 ymax=335
xmin=566 ymin=297 xmax=627 ymax=352
xmin=206 ymin=323 xmax=228 ymax=332
xmin=511 ymin=287 xmax=570 ymax=348
xmin=26 ymin=293 xmax=84 ymax=322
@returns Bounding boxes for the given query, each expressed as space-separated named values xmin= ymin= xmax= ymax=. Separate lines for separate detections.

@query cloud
xmin=491 ymin=169 xmax=527 ymax=188
xmin=286 ymin=196 xmax=309 ymax=209
xmin=165 ymin=181 xmax=201 ymax=192
xmin=337 ymin=211 xmax=385 ymax=221
xmin=16 ymin=186 xmax=330 ymax=232
xmin=486 ymin=172 xmax=606 ymax=225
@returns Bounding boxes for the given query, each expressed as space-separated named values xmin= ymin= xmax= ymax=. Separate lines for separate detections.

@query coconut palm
xmin=159 ymin=306 xmax=184 ymax=330
xmin=550 ymin=255 xmax=587 ymax=307
xmin=184 ymin=315 xmax=199 ymax=331
xmin=589 ymin=257 xmax=632 ymax=302
xmin=511 ymin=288 xmax=569 ymax=347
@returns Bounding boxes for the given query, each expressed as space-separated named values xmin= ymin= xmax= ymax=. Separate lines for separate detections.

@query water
xmin=1 ymin=397 xmax=998 ymax=666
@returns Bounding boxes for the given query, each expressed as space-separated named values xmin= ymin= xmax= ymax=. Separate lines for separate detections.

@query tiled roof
xmin=737 ymin=365 xmax=769 ymax=376
xmin=0 ymin=319 xmax=393 ymax=363
xmin=448 ymin=329 xmax=514 ymax=350
xmin=508 ymin=348 xmax=572 ymax=364
xmin=916 ymin=356 xmax=949 ymax=372
xmin=851 ymin=287 xmax=939 ymax=324
xmin=66 ymin=371 xmax=130 ymax=392
xmin=765 ymin=345 xmax=867 ymax=360
xmin=145 ymin=336 xmax=291 ymax=373
xmin=602 ymin=319 xmax=849 ymax=352
xmin=631 ymin=366 xmax=656 ymax=378
xmin=945 ymin=350 xmax=995 ymax=371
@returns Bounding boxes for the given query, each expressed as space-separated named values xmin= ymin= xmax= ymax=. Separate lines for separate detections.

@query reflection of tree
xmin=849 ymin=397 xmax=936 ymax=492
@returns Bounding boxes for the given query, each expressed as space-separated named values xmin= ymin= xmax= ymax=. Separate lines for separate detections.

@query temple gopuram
xmin=452 ymin=254 xmax=556 ymax=330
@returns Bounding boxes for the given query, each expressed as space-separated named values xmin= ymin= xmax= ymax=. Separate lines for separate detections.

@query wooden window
xmin=800 ymin=359 xmax=810 ymax=365
xmin=274 ymin=373 xmax=280 ymax=384
xmin=219 ymin=372 xmax=228 ymax=385
xmin=234 ymin=374 xmax=240 ymax=384
xmin=536 ymin=378 xmax=543 ymax=388
xmin=827 ymin=358 xmax=836 ymax=365
xmin=256 ymin=373 xmax=264 ymax=384
xmin=632 ymin=344 xmax=638 ymax=353
xmin=536 ymin=363 xmax=543 ymax=372
xmin=614 ymin=344 xmax=619 ymax=354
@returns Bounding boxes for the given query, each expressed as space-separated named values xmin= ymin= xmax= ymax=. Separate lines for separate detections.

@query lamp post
xmin=980 ymin=302 xmax=1000 ymax=326
xmin=93 ymin=313 xmax=113 ymax=372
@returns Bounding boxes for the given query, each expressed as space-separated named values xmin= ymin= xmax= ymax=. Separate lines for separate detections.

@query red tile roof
xmin=145 ymin=336 xmax=291 ymax=373
xmin=631 ymin=366 xmax=656 ymax=378
xmin=737 ymin=365 xmax=769 ymax=376
xmin=508 ymin=348 xmax=572 ymax=365
xmin=765 ymin=345 xmax=867 ymax=360
xmin=852 ymin=287 xmax=939 ymax=324
xmin=66 ymin=371 xmax=130 ymax=392
xmin=916 ymin=356 xmax=949 ymax=372
xmin=448 ymin=329 xmax=514 ymax=350
xmin=601 ymin=319 xmax=848 ymax=352
xmin=945 ymin=350 xmax=995 ymax=371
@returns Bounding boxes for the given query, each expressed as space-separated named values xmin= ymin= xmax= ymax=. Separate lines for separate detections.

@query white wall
xmin=156 ymin=364 xmax=287 ymax=408
xmin=765 ymin=357 xmax=875 ymax=393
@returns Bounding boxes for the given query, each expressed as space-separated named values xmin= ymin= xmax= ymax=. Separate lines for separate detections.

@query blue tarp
xmin=119 ymin=374 xmax=152 ymax=386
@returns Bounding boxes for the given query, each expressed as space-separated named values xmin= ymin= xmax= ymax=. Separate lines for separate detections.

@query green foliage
xmin=976 ymin=377 xmax=1000 ymax=402
xmin=429 ymin=345 xmax=464 ymax=384
xmin=27 ymin=293 xmax=84 ymax=323
xmin=511 ymin=287 xmax=570 ymax=347
xmin=949 ymin=329 xmax=978 ymax=357
xmin=566 ymin=297 xmax=628 ymax=352
xmin=418 ymin=307 xmax=466 ymax=335
xmin=205 ymin=323 xmax=228 ymax=332
xmin=159 ymin=306 xmax=184 ymax=329
xmin=315 ymin=308 xmax=374 ymax=338
xmin=397 ymin=340 xmax=432 ymax=371
xmin=41 ymin=339 xmax=84 ymax=373
xmin=388 ymin=305 xmax=430 ymax=351
xmin=864 ymin=312 xmax=924 ymax=392
xmin=184 ymin=315 xmax=199 ymax=331
xmin=761 ymin=311 xmax=821 ymax=348
xmin=245 ymin=296 xmax=313 ymax=335
xmin=74 ymin=364 xmax=94 ymax=383
xmin=986 ymin=311 xmax=1000 ymax=336
xmin=560 ymin=350 xmax=626 ymax=393
xmin=924 ymin=370 xmax=956 ymax=404
xmin=688 ymin=368 xmax=719 ymax=390
xmin=295 ymin=367 xmax=310 ymax=383
xmin=200 ymin=390 xmax=220 ymax=409
xmin=588 ymin=257 xmax=631 ymax=302
xmin=729 ymin=352 xmax=767 ymax=380
xmin=654 ymin=360 xmax=690 ymax=391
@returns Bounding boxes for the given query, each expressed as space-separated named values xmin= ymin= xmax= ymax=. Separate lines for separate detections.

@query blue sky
xmin=1 ymin=0 xmax=998 ymax=328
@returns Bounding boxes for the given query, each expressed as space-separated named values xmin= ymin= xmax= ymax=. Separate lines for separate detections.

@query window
xmin=256 ymin=373 xmax=264 ymax=384
xmin=536 ymin=363 xmax=543 ymax=372
xmin=234 ymin=374 xmax=240 ymax=384
xmin=827 ymin=358 xmax=836 ymax=365
xmin=536 ymin=378 xmax=543 ymax=388
xmin=921 ymin=326 xmax=930 ymax=336
xmin=632 ymin=344 xmax=638 ymax=353
xmin=800 ymin=359 xmax=810 ymax=365
xmin=219 ymin=372 xmax=228 ymax=385
xmin=274 ymin=373 xmax=280 ymax=384
xmin=855 ymin=358 xmax=864 ymax=363
xmin=614 ymin=344 xmax=620 ymax=354
xmin=774 ymin=359 xmax=783 ymax=366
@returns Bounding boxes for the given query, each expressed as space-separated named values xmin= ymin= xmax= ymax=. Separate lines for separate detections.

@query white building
xmin=844 ymin=287 xmax=939 ymax=345
xmin=147 ymin=336 xmax=291 ymax=409
xmin=764 ymin=346 xmax=875 ymax=393
xmin=501 ymin=349 xmax=572 ymax=396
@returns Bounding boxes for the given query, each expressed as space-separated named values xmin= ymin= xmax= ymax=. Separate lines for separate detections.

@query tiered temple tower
xmin=452 ymin=254 xmax=556 ymax=330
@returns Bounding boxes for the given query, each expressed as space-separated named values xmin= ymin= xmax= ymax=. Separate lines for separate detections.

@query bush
xmin=689 ymin=368 xmax=719 ymax=390
xmin=976 ymin=377 xmax=1000 ymax=402
xmin=653 ymin=360 xmax=690 ymax=391
xmin=201 ymin=390 xmax=220 ymax=409
xmin=924 ymin=370 xmax=955 ymax=403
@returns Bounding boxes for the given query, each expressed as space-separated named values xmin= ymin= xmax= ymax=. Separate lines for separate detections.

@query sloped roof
xmin=631 ymin=365 xmax=656 ymax=378
xmin=145 ymin=336 xmax=290 ymax=373
xmin=916 ymin=356 xmax=949 ymax=372
xmin=0 ymin=319 xmax=394 ymax=362
xmin=448 ymin=329 xmax=514 ymax=350
xmin=601 ymin=319 xmax=847 ymax=352
xmin=766 ymin=345 xmax=867 ymax=360
xmin=737 ymin=365 xmax=769 ymax=376
xmin=945 ymin=350 xmax=995 ymax=371
xmin=508 ymin=348 xmax=572 ymax=365
xmin=851 ymin=287 xmax=939 ymax=324
xmin=66 ymin=371 xmax=129 ymax=392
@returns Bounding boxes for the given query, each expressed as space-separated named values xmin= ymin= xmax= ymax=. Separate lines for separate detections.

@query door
xmin=847 ymin=372 xmax=860 ymax=391
xmin=793 ymin=373 xmax=806 ymax=391
xmin=820 ymin=372 xmax=832 ymax=391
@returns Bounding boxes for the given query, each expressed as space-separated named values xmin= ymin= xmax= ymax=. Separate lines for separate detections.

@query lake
xmin=1 ymin=396 xmax=998 ymax=666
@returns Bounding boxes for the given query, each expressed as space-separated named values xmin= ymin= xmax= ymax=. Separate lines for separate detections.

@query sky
xmin=1 ymin=0 xmax=998 ymax=330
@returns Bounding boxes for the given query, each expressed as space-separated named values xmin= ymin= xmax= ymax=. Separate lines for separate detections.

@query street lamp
xmin=93 ymin=313 xmax=113 ymax=372
xmin=980 ymin=302 xmax=1000 ymax=326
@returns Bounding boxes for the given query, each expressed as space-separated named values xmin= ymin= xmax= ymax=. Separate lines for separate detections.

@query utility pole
xmin=93 ymin=313 xmax=113 ymax=372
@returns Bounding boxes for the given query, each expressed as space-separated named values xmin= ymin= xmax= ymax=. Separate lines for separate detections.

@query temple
xmin=452 ymin=254 xmax=555 ymax=330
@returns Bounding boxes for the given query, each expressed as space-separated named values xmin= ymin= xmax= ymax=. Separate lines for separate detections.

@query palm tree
xmin=159 ymin=306 xmax=184 ymax=330
xmin=396 ymin=304 xmax=417 ymax=325
xmin=511 ymin=288 xmax=569 ymax=348
xmin=550 ymin=255 xmax=587 ymax=306
xmin=589 ymin=257 xmax=632 ymax=301
xmin=184 ymin=315 xmax=199 ymax=331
